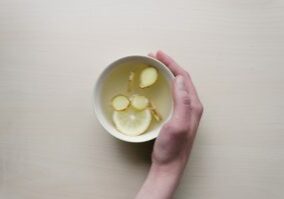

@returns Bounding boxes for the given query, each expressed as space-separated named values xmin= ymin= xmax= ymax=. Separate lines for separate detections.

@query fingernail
xmin=176 ymin=75 xmax=185 ymax=91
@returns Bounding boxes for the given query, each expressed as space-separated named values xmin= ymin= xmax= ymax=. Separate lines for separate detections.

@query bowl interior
xmin=94 ymin=56 xmax=174 ymax=143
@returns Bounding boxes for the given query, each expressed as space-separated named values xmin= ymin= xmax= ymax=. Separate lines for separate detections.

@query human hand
xmin=151 ymin=50 xmax=203 ymax=173
xmin=136 ymin=51 xmax=203 ymax=199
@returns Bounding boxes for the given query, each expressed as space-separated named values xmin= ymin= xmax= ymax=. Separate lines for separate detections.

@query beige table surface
xmin=1 ymin=0 xmax=284 ymax=198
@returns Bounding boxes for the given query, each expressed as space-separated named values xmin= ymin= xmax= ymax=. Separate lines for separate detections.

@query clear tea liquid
xmin=101 ymin=62 xmax=172 ymax=133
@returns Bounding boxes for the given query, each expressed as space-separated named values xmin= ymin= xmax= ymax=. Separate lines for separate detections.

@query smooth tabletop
xmin=1 ymin=0 xmax=284 ymax=198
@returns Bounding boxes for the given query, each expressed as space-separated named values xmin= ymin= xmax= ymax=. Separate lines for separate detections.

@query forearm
xmin=136 ymin=163 xmax=184 ymax=199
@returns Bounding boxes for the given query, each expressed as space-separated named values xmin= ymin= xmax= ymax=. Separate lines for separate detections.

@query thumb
xmin=171 ymin=75 xmax=191 ymax=124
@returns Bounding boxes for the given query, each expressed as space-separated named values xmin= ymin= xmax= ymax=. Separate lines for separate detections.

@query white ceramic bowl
xmin=94 ymin=55 xmax=174 ymax=143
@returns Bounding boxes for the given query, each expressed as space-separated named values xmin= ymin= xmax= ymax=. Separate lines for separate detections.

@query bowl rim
xmin=93 ymin=55 xmax=175 ymax=143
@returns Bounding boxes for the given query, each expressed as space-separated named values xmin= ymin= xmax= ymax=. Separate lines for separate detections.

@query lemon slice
xmin=113 ymin=108 xmax=152 ymax=136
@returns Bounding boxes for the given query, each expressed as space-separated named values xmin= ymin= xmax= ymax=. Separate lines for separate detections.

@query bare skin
xmin=136 ymin=51 xmax=203 ymax=199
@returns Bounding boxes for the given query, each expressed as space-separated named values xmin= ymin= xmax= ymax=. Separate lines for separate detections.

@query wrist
xmin=136 ymin=163 xmax=184 ymax=199
xmin=150 ymin=161 xmax=184 ymax=181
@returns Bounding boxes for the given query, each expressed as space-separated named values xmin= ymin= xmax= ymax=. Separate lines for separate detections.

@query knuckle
xmin=190 ymin=101 xmax=204 ymax=115
xmin=185 ymin=71 xmax=191 ymax=78
xmin=181 ymin=71 xmax=190 ymax=78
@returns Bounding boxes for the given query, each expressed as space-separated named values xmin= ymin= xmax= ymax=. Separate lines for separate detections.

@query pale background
xmin=0 ymin=0 xmax=284 ymax=198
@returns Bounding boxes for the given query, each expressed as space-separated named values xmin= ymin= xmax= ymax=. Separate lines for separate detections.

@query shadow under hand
xmin=113 ymin=138 xmax=155 ymax=166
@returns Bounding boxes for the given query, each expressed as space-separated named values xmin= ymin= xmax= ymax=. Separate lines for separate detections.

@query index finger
xmin=151 ymin=50 xmax=200 ymax=102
